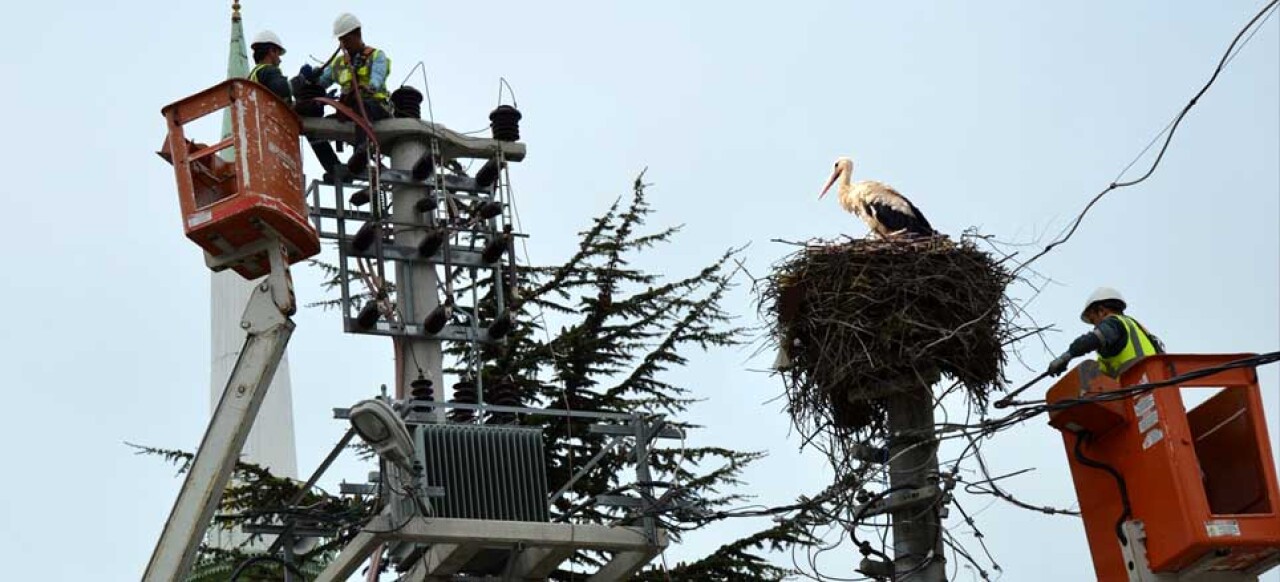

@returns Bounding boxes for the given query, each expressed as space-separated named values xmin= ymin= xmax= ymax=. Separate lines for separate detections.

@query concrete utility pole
xmin=885 ymin=387 xmax=947 ymax=581
xmin=301 ymin=117 xmax=672 ymax=581
xmin=388 ymin=138 xmax=443 ymax=401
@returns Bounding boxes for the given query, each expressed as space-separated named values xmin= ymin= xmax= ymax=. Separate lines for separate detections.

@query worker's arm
xmin=256 ymin=65 xmax=293 ymax=103
xmin=368 ymin=50 xmax=389 ymax=93
xmin=1048 ymin=318 xmax=1127 ymax=375
xmin=314 ymin=60 xmax=336 ymax=88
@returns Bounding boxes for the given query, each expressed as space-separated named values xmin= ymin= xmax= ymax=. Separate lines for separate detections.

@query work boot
xmin=346 ymin=146 xmax=369 ymax=176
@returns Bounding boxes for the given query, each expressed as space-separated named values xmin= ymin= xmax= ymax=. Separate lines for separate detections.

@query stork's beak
xmin=818 ymin=168 xmax=839 ymax=199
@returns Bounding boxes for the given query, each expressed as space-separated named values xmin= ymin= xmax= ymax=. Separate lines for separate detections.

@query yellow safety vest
xmin=329 ymin=46 xmax=390 ymax=102
xmin=1097 ymin=314 xmax=1159 ymax=377
xmin=248 ymin=64 xmax=268 ymax=83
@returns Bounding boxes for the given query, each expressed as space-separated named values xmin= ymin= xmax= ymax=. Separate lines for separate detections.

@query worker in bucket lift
xmin=248 ymin=31 xmax=292 ymax=105
xmin=297 ymin=12 xmax=393 ymax=178
xmin=1047 ymin=287 xmax=1166 ymax=378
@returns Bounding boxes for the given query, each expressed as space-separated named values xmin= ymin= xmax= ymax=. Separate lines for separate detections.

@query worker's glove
xmin=299 ymin=64 xmax=321 ymax=82
xmin=1047 ymin=354 xmax=1071 ymax=377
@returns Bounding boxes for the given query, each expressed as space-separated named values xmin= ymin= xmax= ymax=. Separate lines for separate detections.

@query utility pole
xmin=388 ymin=138 xmax=443 ymax=402
xmin=885 ymin=387 xmax=947 ymax=581
xmin=301 ymin=117 xmax=671 ymax=581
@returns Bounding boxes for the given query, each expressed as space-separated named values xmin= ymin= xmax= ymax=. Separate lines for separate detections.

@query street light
xmin=348 ymin=399 xmax=416 ymax=471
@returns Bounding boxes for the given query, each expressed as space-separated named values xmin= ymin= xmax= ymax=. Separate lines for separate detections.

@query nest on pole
xmin=764 ymin=234 xmax=1016 ymax=442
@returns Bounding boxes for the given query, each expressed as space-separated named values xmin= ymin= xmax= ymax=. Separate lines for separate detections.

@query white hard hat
xmin=250 ymin=30 xmax=286 ymax=54
xmin=333 ymin=12 xmax=362 ymax=39
xmin=1081 ymin=287 xmax=1126 ymax=323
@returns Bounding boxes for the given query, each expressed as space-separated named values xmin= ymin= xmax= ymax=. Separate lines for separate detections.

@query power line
xmin=1016 ymin=0 xmax=1279 ymax=274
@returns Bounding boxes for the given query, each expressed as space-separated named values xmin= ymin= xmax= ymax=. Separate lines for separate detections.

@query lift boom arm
xmin=143 ymin=245 xmax=296 ymax=581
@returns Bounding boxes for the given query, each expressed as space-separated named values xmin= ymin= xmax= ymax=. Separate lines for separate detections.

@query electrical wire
xmin=764 ymin=5 xmax=1279 ymax=578
xmin=945 ymin=352 xmax=1279 ymax=436
xmin=1039 ymin=351 xmax=1278 ymax=412
xmin=1071 ymin=431 xmax=1132 ymax=546
xmin=491 ymin=148 xmax=591 ymax=524
xmin=768 ymin=349 xmax=1275 ymax=579
xmin=399 ymin=61 xmax=425 ymax=89
xmin=1016 ymin=0 xmax=1279 ymax=273
xmin=228 ymin=555 xmax=308 ymax=581
xmin=497 ymin=76 xmax=519 ymax=108
xmin=848 ymin=485 xmax=912 ymax=566
xmin=953 ymin=431 xmax=1079 ymax=517
xmin=950 ymin=497 xmax=1001 ymax=576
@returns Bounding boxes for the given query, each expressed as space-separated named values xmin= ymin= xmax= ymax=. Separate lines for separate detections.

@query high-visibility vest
xmin=248 ymin=63 xmax=269 ymax=83
xmin=1097 ymin=314 xmax=1159 ymax=377
xmin=329 ymin=46 xmax=390 ymax=102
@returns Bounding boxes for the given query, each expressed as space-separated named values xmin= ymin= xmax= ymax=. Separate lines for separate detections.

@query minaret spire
xmin=211 ymin=0 xmax=299 ymax=485
xmin=226 ymin=1 xmax=249 ymax=82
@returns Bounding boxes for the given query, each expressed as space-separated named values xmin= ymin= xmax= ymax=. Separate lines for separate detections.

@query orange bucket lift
xmin=1047 ymin=354 xmax=1280 ymax=581
xmin=159 ymin=78 xmax=319 ymax=279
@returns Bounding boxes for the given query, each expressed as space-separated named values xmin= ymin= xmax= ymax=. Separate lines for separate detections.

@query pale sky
xmin=1 ymin=1 xmax=1277 ymax=580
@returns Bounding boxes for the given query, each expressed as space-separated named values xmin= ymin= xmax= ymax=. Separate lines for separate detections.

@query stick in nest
xmin=761 ymin=233 xmax=1020 ymax=446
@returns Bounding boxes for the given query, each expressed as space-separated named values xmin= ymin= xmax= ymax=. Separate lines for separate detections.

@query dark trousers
xmin=301 ymin=93 xmax=391 ymax=177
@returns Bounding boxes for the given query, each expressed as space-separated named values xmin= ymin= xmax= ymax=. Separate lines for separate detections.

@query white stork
xmin=819 ymin=157 xmax=936 ymax=238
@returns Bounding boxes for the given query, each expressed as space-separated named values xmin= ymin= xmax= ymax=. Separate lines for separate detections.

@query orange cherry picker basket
xmin=1047 ymin=354 xmax=1280 ymax=580
xmin=159 ymin=78 xmax=319 ymax=279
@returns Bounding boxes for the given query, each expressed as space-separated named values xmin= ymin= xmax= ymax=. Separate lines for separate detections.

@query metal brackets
xmin=855 ymin=485 xmax=942 ymax=520
xmin=313 ymin=512 xmax=666 ymax=582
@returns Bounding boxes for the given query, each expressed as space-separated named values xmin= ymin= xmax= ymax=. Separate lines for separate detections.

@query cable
xmin=492 ymin=163 xmax=593 ymax=525
xmin=954 ymin=352 xmax=1280 ymax=437
xmin=419 ymin=67 xmax=436 ymax=127
xmin=497 ymin=76 xmax=519 ymax=108
xmin=848 ymin=486 xmax=914 ymax=574
xmin=1016 ymin=0 xmax=1279 ymax=273
xmin=1043 ymin=351 xmax=1280 ymax=411
xmin=953 ymin=432 xmax=1080 ymax=517
xmin=228 ymin=555 xmax=308 ymax=581
xmin=399 ymin=61 xmax=425 ymax=89
xmin=1071 ymin=431 xmax=1133 ymax=546
xmin=950 ymin=497 xmax=1001 ymax=576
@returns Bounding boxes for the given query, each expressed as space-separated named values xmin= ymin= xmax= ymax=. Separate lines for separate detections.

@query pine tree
xmin=141 ymin=172 xmax=815 ymax=580
xmin=128 ymin=443 xmax=371 ymax=580
xmin=445 ymin=172 xmax=812 ymax=579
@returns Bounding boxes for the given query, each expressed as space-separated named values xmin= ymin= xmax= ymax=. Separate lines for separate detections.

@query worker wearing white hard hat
xmin=248 ymin=30 xmax=292 ymax=104
xmin=251 ymin=30 xmax=287 ymax=55
xmin=1046 ymin=287 xmax=1165 ymax=378
xmin=316 ymin=13 xmax=392 ymax=109
xmin=333 ymin=12 xmax=362 ymax=39
xmin=297 ymin=12 xmax=394 ymax=176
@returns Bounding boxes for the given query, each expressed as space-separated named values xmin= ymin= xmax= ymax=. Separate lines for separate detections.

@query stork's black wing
xmin=903 ymin=199 xmax=935 ymax=235
xmin=867 ymin=199 xmax=935 ymax=236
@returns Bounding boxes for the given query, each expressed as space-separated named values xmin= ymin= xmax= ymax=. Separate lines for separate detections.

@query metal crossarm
xmin=314 ymin=514 xmax=667 ymax=582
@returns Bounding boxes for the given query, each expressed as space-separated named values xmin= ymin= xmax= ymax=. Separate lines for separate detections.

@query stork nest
xmin=763 ymin=234 xmax=1016 ymax=438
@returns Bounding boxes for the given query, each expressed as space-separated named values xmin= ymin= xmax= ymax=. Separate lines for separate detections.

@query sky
xmin=0 ymin=1 xmax=1277 ymax=580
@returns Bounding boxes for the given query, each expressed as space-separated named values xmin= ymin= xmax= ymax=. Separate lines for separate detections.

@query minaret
xmin=213 ymin=0 xmax=299 ymax=494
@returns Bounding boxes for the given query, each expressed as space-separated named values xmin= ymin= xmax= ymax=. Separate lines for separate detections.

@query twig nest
xmin=765 ymin=234 xmax=1014 ymax=435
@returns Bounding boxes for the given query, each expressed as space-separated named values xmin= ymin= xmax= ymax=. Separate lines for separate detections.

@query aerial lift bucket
xmin=159 ymin=78 xmax=319 ymax=279
xmin=1047 ymin=355 xmax=1280 ymax=580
